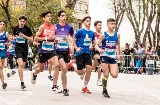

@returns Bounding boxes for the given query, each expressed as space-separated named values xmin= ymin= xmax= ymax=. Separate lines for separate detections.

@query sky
xmin=89 ymin=0 xmax=135 ymax=47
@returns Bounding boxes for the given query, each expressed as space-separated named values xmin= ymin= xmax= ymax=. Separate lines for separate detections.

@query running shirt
xmin=13 ymin=25 xmax=32 ymax=51
xmin=94 ymin=32 xmax=102 ymax=50
xmin=38 ymin=23 xmax=56 ymax=53
xmin=74 ymin=28 xmax=95 ymax=56
xmin=54 ymin=23 xmax=74 ymax=51
xmin=9 ymin=40 xmax=16 ymax=55
xmin=0 ymin=31 xmax=7 ymax=51
xmin=100 ymin=31 xmax=118 ymax=58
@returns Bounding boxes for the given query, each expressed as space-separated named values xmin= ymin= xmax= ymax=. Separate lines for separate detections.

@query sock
xmin=97 ymin=79 xmax=101 ymax=81
xmin=4 ymin=67 xmax=8 ymax=73
xmin=84 ymin=81 xmax=88 ymax=87
xmin=21 ymin=82 xmax=24 ymax=86
xmin=102 ymin=77 xmax=108 ymax=91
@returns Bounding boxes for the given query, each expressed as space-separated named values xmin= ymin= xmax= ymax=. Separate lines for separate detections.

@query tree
xmin=113 ymin=0 xmax=126 ymax=32
xmin=0 ymin=0 xmax=13 ymax=32
xmin=125 ymin=0 xmax=158 ymax=47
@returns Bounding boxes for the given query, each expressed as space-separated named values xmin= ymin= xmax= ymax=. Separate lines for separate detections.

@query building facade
xmin=61 ymin=0 xmax=89 ymax=31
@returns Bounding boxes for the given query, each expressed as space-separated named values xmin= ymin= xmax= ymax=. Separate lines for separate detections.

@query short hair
xmin=18 ymin=15 xmax=27 ymax=21
xmin=125 ymin=43 xmax=129 ymax=47
xmin=81 ymin=16 xmax=91 ymax=23
xmin=57 ymin=10 xmax=66 ymax=17
xmin=94 ymin=21 xmax=102 ymax=26
xmin=139 ymin=43 xmax=143 ymax=48
xmin=107 ymin=18 xmax=115 ymax=23
xmin=41 ymin=11 xmax=51 ymax=18
xmin=0 ymin=20 xmax=5 ymax=24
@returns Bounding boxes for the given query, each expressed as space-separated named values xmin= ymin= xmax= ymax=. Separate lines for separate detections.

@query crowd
xmin=121 ymin=41 xmax=160 ymax=75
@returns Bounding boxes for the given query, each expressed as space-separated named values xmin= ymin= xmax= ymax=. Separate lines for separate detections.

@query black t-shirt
xmin=13 ymin=25 xmax=32 ymax=50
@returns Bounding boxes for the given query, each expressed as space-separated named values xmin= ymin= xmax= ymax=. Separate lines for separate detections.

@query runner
xmin=31 ymin=11 xmax=59 ymax=86
xmin=95 ymin=18 xmax=120 ymax=98
xmin=73 ymin=16 xmax=96 ymax=94
xmin=53 ymin=10 xmax=74 ymax=96
xmin=13 ymin=15 xmax=33 ymax=89
xmin=0 ymin=20 xmax=11 ymax=89
xmin=8 ymin=35 xmax=16 ymax=75
xmin=92 ymin=21 xmax=102 ymax=86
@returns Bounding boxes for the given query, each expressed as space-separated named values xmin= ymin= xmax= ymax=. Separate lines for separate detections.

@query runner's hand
xmin=99 ymin=49 xmax=104 ymax=54
xmin=89 ymin=45 xmax=93 ymax=51
xmin=47 ymin=35 xmax=55 ymax=41
xmin=116 ymin=55 xmax=120 ymax=61
xmin=76 ymin=47 xmax=81 ymax=52
xmin=69 ymin=47 xmax=74 ymax=54
xmin=19 ymin=32 xmax=25 ymax=37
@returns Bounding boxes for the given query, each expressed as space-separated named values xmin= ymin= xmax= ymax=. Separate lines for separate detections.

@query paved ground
xmin=0 ymin=69 xmax=160 ymax=105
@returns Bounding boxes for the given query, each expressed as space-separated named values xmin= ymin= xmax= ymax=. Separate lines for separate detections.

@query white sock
xmin=97 ymin=79 xmax=101 ymax=81
xmin=84 ymin=81 xmax=88 ymax=87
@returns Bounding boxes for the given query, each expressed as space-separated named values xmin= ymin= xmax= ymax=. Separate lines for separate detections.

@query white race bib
xmin=105 ymin=48 xmax=116 ymax=58
xmin=83 ymin=38 xmax=92 ymax=46
xmin=16 ymin=36 xmax=25 ymax=43
xmin=0 ymin=43 xmax=5 ymax=50
xmin=42 ymin=41 xmax=54 ymax=51
xmin=57 ymin=40 xmax=68 ymax=49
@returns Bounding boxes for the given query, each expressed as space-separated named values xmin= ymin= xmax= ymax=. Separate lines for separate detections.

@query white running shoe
xmin=96 ymin=80 xmax=102 ymax=86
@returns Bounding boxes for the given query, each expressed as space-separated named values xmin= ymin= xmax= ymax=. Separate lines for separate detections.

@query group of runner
xmin=0 ymin=10 xmax=120 ymax=98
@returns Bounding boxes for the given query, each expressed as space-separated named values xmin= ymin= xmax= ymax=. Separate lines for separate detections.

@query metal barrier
xmin=118 ymin=54 xmax=160 ymax=74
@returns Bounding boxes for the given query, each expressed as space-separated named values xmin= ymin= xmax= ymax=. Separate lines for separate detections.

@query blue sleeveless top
xmin=0 ymin=31 xmax=7 ymax=51
xmin=101 ymin=31 xmax=118 ymax=58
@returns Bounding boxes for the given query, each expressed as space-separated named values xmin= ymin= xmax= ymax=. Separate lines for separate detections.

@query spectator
xmin=157 ymin=42 xmax=160 ymax=60
xmin=146 ymin=46 xmax=154 ymax=75
xmin=122 ymin=43 xmax=131 ymax=73
xmin=131 ymin=41 xmax=138 ymax=68
xmin=135 ymin=43 xmax=146 ymax=74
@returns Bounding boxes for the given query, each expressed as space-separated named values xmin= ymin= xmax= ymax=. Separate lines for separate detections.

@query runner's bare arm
xmin=116 ymin=34 xmax=120 ymax=55
xmin=95 ymin=34 xmax=104 ymax=52
xmin=68 ymin=35 xmax=73 ymax=49
xmin=73 ymin=36 xmax=78 ymax=50
xmin=34 ymin=25 xmax=45 ymax=42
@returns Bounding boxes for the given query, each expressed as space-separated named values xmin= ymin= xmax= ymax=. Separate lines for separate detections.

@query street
xmin=0 ymin=69 xmax=160 ymax=105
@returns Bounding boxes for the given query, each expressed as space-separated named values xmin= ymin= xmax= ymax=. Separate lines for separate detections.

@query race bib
xmin=105 ymin=48 xmax=116 ymax=56
xmin=83 ymin=38 xmax=92 ymax=46
xmin=16 ymin=36 xmax=25 ymax=43
xmin=42 ymin=41 xmax=54 ymax=51
xmin=0 ymin=43 xmax=5 ymax=50
xmin=57 ymin=40 xmax=69 ymax=49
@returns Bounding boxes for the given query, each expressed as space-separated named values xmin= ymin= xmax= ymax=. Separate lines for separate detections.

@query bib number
xmin=57 ymin=40 xmax=68 ymax=49
xmin=42 ymin=41 xmax=54 ymax=51
xmin=105 ymin=49 xmax=116 ymax=56
xmin=83 ymin=38 xmax=91 ymax=46
xmin=16 ymin=36 xmax=25 ymax=43
xmin=0 ymin=43 xmax=5 ymax=50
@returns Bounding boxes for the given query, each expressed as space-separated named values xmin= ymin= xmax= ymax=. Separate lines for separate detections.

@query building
xmin=11 ymin=0 xmax=89 ymax=31
xmin=61 ymin=0 xmax=89 ymax=31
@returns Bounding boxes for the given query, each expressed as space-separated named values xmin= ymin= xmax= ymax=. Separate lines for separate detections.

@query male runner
xmin=73 ymin=16 xmax=96 ymax=94
xmin=53 ymin=10 xmax=74 ymax=96
xmin=95 ymin=18 xmax=120 ymax=98
xmin=92 ymin=21 xmax=102 ymax=86
xmin=13 ymin=15 xmax=33 ymax=89
xmin=31 ymin=11 xmax=59 ymax=85
xmin=0 ymin=20 xmax=11 ymax=89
